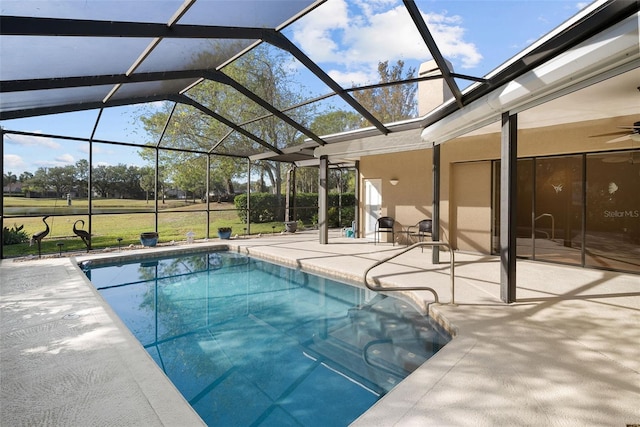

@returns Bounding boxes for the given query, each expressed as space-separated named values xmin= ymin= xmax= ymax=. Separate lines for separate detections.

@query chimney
xmin=418 ymin=59 xmax=454 ymax=116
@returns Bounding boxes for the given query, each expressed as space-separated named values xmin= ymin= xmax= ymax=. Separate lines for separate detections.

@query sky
xmin=1 ymin=0 xmax=591 ymax=176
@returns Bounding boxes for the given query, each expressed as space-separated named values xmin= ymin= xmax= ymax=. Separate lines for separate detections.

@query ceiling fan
xmin=601 ymin=121 xmax=640 ymax=143
xmin=590 ymin=120 xmax=640 ymax=164
xmin=600 ymin=152 xmax=639 ymax=163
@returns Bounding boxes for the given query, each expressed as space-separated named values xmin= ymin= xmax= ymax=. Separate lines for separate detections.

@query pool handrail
xmin=363 ymin=241 xmax=455 ymax=305
xmin=534 ymin=213 xmax=555 ymax=240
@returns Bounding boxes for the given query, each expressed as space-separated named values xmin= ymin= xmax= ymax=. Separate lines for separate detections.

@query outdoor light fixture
xmin=390 ymin=178 xmax=399 ymax=186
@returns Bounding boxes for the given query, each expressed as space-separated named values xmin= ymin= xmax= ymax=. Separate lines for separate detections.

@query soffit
xmin=465 ymin=67 xmax=640 ymax=137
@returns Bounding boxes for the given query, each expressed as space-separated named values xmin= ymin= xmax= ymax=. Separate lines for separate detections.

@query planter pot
xmin=284 ymin=221 xmax=297 ymax=233
xmin=217 ymin=229 xmax=232 ymax=240
xmin=140 ymin=232 xmax=159 ymax=247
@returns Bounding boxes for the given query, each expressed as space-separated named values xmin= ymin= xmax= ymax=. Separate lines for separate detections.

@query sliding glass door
xmin=533 ymin=155 xmax=583 ymax=265
xmin=493 ymin=150 xmax=639 ymax=273
xmin=585 ymin=152 xmax=640 ymax=271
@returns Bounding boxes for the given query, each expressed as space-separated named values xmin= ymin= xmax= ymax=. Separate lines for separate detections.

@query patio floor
xmin=1 ymin=230 xmax=638 ymax=426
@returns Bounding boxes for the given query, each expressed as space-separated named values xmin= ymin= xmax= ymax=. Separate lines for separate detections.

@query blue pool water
xmin=82 ymin=251 xmax=450 ymax=426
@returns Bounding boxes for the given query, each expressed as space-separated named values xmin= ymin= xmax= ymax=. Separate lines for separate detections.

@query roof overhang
xmin=249 ymin=140 xmax=356 ymax=168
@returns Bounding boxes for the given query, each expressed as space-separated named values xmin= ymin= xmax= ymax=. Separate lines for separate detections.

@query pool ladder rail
xmin=363 ymin=241 xmax=455 ymax=305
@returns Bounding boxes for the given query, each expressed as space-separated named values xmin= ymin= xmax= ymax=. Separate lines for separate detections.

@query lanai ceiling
xmin=1 ymin=0 xmax=638 ymax=164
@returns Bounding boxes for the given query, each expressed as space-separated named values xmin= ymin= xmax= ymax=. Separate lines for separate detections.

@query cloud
xmin=328 ymin=69 xmax=377 ymax=87
xmin=342 ymin=6 xmax=426 ymax=64
xmin=34 ymin=153 xmax=76 ymax=169
xmin=56 ymin=153 xmax=76 ymax=164
xmin=3 ymin=154 xmax=27 ymax=170
xmin=5 ymin=132 xmax=61 ymax=149
xmin=292 ymin=0 xmax=350 ymax=63
xmin=291 ymin=0 xmax=482 ymax=86
xmin=424 ymin=12 xmax=482 ymax=69
xmin=537 ymin=15 xmax=550 ymax=25
xmin=77 ymin=143 xmax=112 ymax=155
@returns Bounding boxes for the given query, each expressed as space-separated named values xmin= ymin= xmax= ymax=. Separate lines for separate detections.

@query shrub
xmin=234 ymin=193 xmax=282 ymax=223
xmin=3 ymin=223 xmax=29 ymax=245
xmin=234 ymin=192 xmax=355 ymax=225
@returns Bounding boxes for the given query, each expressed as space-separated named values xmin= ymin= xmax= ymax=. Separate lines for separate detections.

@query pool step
xmin=306 ymin=299 xmax=445 ymax=392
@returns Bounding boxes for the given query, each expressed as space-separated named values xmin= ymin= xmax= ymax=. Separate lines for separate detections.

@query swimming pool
xmin=82 ymin=250 xmax=450 ymax=426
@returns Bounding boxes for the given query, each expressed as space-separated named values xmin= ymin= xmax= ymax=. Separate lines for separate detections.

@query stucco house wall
xmin=358 ymin=113 xmax=638 ymax=253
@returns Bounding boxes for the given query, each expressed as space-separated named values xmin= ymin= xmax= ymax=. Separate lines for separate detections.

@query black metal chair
xmin=405 ymin=219 xmax=432 ymax=249
xmin=374 ymin=216 xmax=396 ymax=245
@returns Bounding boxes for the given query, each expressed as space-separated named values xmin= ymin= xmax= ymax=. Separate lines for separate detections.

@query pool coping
xmin=1 ymin=253 xmax=206 ymax=426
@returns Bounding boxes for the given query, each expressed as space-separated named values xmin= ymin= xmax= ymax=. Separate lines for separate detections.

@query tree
xmin=118 ymin=165 xmax=144 ymax=198
xmin=18 ymin=171 xmax=34 ymax=196
xmin=234 ymin=49 xmax=314 ymax=197
xmin=19 ymin=171 xmax=33 ymax=182
xmin=75 ymin=159 xmax=89 ymax=198
xmin=172 ymin=154 xmax=207 ymax=202
xmin=139 ymin=166 xmax=155 ymax=203
xmin=29 ymin=168 xmax=50 ymax=195
xmin=310 ymin=110 xmax=362 ymax=136
xmin=3 ymin=172 xmax=17 ymax=194
xmin=91 ymin=165 xmax=111 ymax=198
xmin=91 ymin=164 xmax=144 ymax=198
xmin=352 ymin=60 xmax=417 ymax=125
xmin=294 ymin=167 xmax=318 ymax=193
xmin=137 ymin=44 xmax=317 ymax=211
xmin=46 ymin=165 xmax=76 ymax=197
xmin=138 ymin=147 xmax=171 ymax=203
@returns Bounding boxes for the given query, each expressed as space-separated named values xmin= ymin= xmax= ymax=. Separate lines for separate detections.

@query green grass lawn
xmin=3 ymin=196 xmax=203 ymax=213
xmin=2 ymin=198 xmax=296 ymax=258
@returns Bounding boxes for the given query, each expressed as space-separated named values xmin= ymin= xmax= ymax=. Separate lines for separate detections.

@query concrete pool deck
xmin=1 ymin=230 xmax=639 ymax=426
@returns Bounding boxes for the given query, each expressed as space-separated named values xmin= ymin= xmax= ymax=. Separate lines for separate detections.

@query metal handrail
xmin=534 ymin=213 xmax=555 ymax=240
xmin=363 ymin=241 xmax=455 ymax=305
xmin=362 ymin=339 xmax=408 ymax=378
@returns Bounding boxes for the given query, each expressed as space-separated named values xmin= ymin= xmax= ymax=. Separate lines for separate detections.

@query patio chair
xmin=374 ymin=216 xmax=396 ymax=245
xmin=405 ymin=219 xmax=432 ymax=249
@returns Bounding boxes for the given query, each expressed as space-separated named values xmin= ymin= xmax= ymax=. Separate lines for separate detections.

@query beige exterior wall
xmin=450 ymin=161 xmax=492 ymax=252
xmin=358 ymin=114 xmax=638 ymax=252
xmin=359 ymin=149 xmax=432 ymax=244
